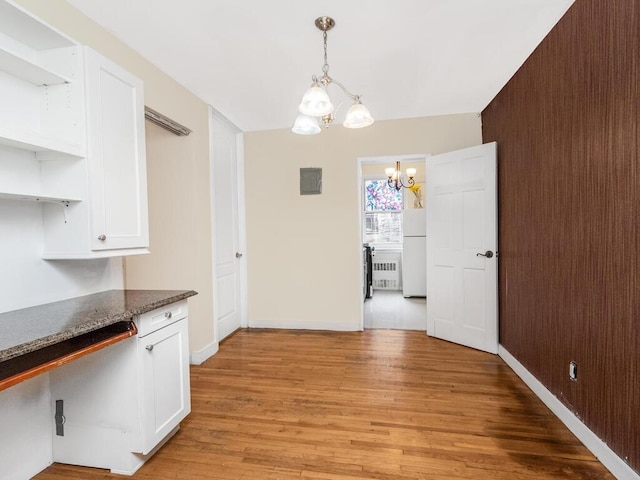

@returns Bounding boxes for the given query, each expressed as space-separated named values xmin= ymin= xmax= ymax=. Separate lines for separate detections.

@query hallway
xmin=364 ymin=290 xmax=426 ymax=330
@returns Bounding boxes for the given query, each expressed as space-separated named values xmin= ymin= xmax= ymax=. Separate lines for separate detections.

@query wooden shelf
xmin=0 ymin=321 xmax=137 ymax=393
xmin=0 ymin=125 xmax=84 ymax=158
xmin=0 ymin=45 xmax=72 ymax=85
xmin=0 ymin=191 xmax=81 ymax=204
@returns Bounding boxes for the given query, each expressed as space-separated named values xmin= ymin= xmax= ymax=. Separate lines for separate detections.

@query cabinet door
xmin=85 ymin=48 xmax=149 ymax=251
xmin=139 ymin=319 xmax=191 ymax=454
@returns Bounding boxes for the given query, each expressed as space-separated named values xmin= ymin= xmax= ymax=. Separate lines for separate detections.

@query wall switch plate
xmin=569 ymin=361 xmax=578 ymax=381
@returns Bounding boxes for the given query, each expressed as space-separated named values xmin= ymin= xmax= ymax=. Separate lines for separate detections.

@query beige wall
xmin=244 ymin=114 xmax=482 ymax=329
xmin=17 ymin=0 xmax=215 ymax=353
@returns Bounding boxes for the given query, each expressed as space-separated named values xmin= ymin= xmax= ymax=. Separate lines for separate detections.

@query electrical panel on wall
xmin=300 ymin=168 xmax=322 ymax=195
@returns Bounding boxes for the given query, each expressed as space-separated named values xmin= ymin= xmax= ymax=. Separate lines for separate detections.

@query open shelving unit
xmin=0 ymin=125 xmax=84 ymax=158
xmin=0 ymin=0 xmax=84 ymax=206
xmin=1 ymin=0 xmax=149 ymax=259
xmin=0 ymin=45 xmax=72 ymax=86
xmin=0 ymin=191 xmax=81 ymax=204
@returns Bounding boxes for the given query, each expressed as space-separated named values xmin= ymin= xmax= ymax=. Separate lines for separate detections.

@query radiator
xmin=372 ymin=259 xmax=401 ymax=290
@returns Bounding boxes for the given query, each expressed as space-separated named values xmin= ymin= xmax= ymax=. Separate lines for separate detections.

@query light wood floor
xmin=37 ymin=329 xmax=613 ymax=479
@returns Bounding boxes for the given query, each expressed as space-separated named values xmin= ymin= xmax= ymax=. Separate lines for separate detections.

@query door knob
xmin=235 ymin=252 xmax=243 ymax=258
xmin=97 ymin=234 xmax=106 ymax=241
xmin=145 ymin=344 xmax=154 ymax=351
xmin=476 ymin=250 xmax=494 ymax=258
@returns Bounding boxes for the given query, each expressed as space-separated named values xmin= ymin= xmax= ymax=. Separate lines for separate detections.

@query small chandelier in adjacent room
xmin=385 ymin=161 xmax=416 ymax=191
xmin=291 ymin=16 xmax=374 ymax=135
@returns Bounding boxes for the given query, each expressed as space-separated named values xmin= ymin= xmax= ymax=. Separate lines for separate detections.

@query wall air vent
xmin=144 ymin=106 xmax=192 ymax=136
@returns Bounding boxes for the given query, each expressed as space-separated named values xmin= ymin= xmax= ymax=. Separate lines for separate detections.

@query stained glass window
xmin=363 ymin=180 xmax=403 ymax=245
xmin=365 ymin=180 xmax=403 ymax=211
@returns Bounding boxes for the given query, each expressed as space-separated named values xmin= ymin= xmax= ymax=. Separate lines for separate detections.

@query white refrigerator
xmin=402 ymin=209 xmax=426 ymax=297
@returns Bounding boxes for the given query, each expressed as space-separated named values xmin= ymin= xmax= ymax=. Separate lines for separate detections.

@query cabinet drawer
xmin=136 ymin=300 xmax=187 ymax=337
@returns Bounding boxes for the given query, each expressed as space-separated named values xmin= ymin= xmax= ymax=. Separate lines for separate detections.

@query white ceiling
xmin=66 ymin=0 xmax=574 ymax=132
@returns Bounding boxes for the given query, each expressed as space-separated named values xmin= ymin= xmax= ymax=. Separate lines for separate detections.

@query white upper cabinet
xmin=0 ymin=0 xmax=150 ymax=258
xmin=41 ymin=48 xmax=150 ymax=259
xmin=85 ymin=48 xmax=149 ymax=252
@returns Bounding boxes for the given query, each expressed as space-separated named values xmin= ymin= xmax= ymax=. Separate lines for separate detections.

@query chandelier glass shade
xmin=292 ymin=16 xmax=374 ymax=135
xmin=298 ymin=84 xmax=334 ymax=117
xmin=343 ymin=102 xmax=375 ymax=129
xmin=291 ymin=114 xmax=321 ymax=135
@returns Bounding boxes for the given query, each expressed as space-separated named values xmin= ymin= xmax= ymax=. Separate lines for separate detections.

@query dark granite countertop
xmin=0 ymin=289 xmax=197 ymax=363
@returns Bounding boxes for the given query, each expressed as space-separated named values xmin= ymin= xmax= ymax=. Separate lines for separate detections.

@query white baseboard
xmin=190 ymin=341 xmax=218 ymax=365
xmin=499 ymin=346 xmax=638 ymax=480
xmin=248 ymin=318 xmax=360 ymax=331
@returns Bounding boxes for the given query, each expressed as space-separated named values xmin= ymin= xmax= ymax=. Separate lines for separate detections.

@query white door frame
xmin=209 ymin=106 xmax=247 ymax=350
xmin=356 ymin=153 xmax=429 ymax=331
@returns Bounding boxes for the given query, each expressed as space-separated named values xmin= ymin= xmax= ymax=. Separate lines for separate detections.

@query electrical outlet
xmin=569 ymin=361 xmax=578 ymax=381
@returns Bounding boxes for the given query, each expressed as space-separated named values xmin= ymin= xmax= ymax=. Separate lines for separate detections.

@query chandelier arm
xmin=328 ymin=78 xmax=361 ymax=101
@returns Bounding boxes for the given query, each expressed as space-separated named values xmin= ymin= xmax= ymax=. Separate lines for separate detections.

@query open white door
xmin=426 ymin=142 xmax=498 ymax=354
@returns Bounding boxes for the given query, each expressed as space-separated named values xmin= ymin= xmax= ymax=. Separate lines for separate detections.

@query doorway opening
xmin=358 ymin=155 xmax=428 ymax=331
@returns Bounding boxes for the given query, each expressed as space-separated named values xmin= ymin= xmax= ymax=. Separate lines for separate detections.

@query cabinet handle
xmin=97 ymin=234 xmax=106 ymax=241
xmin=145 ymin=344 xmax=154 ymax=351
xmin=164 ymin=311 xmax=172 ymax=319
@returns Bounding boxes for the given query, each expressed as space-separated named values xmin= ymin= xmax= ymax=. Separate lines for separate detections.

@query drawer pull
xmin=145 ymin=344 xmax=154 ymax=351
xmin=164 ymin=311 xmax=172 ymax=319
xmin=97 ymin=234 xmax=106 ymax=241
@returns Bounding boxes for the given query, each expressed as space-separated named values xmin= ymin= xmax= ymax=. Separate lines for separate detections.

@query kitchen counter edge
xmin=0 ymin=289 xmax=198 ymax=363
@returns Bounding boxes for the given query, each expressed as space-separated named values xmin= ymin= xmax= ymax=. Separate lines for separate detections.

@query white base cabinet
xmin=139 ymin=313 xmax=190 ymax=454
xmin=49 ymin=300 xmax=191 ymax=475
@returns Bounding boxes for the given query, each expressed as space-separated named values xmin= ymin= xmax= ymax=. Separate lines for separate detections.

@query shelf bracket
xmin=58 ymin=201 xmax=69 ymax=223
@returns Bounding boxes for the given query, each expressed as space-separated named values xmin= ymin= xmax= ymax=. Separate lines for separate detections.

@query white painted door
xmin=210 ymin=110 xmax=243 ymax=341
xmin=426 ymin=142 xmax=498 ymax=354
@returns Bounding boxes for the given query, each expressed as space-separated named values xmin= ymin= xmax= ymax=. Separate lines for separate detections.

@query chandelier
xmin=385 ymin=161 xmax=416 ymax=191
xmin=292 ymin=16 xmax=374 ymax=135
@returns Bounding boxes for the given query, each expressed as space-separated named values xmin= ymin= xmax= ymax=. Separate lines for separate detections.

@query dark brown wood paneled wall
xmin=482 ymin=0 xmax=639 ymax=473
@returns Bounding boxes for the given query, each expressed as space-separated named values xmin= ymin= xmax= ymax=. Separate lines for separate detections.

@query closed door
xmin=210 ymin=110 xmax=243 ymax=341
xmin=426 ymin=142 xmax=498 ymax=353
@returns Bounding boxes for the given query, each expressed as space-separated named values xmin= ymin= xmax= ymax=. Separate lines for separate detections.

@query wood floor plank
xmin=36 ymin=329 xmax=614 ymax=479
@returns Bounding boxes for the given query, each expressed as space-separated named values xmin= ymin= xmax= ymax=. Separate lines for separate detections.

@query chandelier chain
xmin=322 ymin=30 xmax=330 ymax=75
